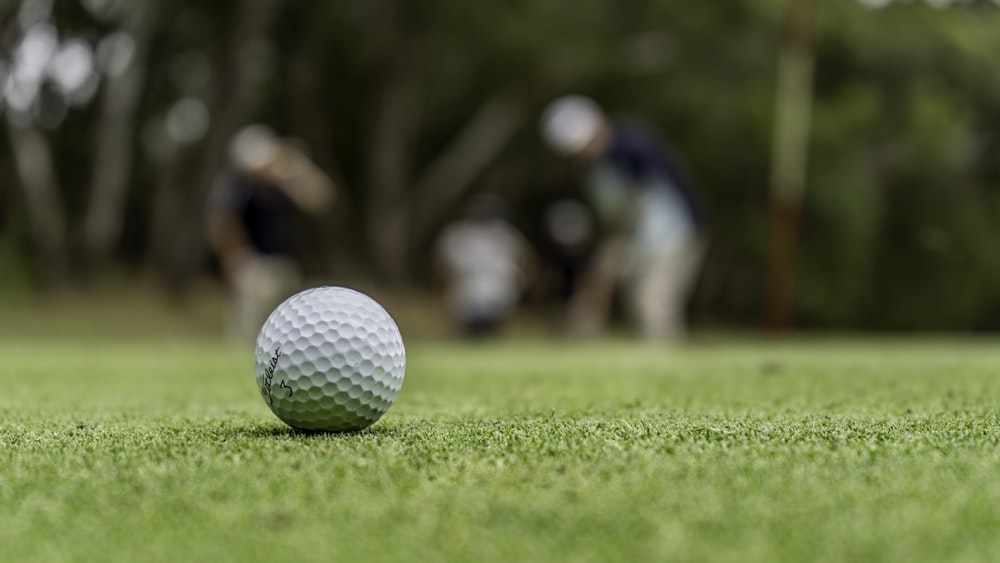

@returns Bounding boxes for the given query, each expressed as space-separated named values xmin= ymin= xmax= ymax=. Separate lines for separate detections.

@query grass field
xmin=3 ymin=336 xmax=1000 ymax=562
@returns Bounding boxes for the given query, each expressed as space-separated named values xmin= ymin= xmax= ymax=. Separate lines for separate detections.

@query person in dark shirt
xmin=541 ymin=96 xmax=707 ymax=341
xmin=206 ymin=125 xmax=334 ymax=341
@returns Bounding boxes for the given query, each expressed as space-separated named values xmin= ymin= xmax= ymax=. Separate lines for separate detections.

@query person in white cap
xmin=541 ymin=96 xmax=707 ymax=341
xmin=206 ymin=125 xmax=335 ymax=342
xmin=435 ymin=194 xmax=534 ymax=338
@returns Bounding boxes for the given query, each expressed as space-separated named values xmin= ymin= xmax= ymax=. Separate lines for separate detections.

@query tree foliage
xmin=2 ymin=0 xmax=1000 ymax=329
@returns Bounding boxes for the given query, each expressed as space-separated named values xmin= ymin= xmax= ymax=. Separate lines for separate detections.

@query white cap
xmin=540 ymin=95 xmax=605 ymax=156
xmin=229 ymin=124 xmax=280 ymax=172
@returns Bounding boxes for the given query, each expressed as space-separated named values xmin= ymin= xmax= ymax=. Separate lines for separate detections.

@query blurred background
xmin=3 ymin=0 xmax=1000 ymax=339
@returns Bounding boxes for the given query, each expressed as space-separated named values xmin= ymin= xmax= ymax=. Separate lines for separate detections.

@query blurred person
xmin=541 ymin=96 xmax=707 ymax=341
xmin=435 ymin=194 xmax=533 ymax=338
xmin=206 ymin=125 xmax=334 ymax=342
xmin=540 ymin=197 xmax=596 ymax=303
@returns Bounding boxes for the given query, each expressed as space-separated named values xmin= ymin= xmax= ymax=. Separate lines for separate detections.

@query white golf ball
xmin=254 ymin=286 xmax=406 ymax=432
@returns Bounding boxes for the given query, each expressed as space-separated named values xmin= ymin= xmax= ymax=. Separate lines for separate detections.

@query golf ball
xmin=254 ymin=286 xmax=406 ymax=432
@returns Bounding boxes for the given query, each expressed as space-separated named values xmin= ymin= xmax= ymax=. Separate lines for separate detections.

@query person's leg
xmin=460 ymin=313 xmax=502 ymax=339
xmin=628 ymin=237 xmax=706 ymax=341
xmin=566 ymin=237 xmax=623 ymax=337
xmin=628 ymin=253 xmax=676 ymax=341
xmin=230 ymin=256 xmax=302 ymax=343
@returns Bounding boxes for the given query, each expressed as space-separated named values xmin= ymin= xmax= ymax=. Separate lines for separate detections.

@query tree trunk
xmin=366 ymin=60 xmax=419 ymax=282
xmin=80 ymin=0 xmax=158 ymax=276
xmin=6 ymin=119 xmax=68 ymax=285
xmin=286 ymin=45 xmax=351 ymax=273
xmin=765 ymin=0 xmax=817 ymax=332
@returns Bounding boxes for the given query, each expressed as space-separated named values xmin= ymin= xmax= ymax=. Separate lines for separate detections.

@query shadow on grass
xmin=237 ymin=422 xmax=400 ymax=440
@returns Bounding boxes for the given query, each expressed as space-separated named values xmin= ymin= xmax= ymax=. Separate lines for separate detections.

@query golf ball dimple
xmin=254 ymin=286 xmax=406 ymax=432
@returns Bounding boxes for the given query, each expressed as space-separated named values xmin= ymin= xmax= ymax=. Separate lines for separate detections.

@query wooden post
xmin=765 ymin=0 xmax=817 ymax=332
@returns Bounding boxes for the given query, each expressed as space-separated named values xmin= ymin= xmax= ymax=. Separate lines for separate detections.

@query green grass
xmin=3 ymin=338 xmax=1000 ymax=562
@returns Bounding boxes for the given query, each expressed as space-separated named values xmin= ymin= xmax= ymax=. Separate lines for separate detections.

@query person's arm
xmin=265 ymin=142 xmax=335 ymax=214
xmin=590 ymin=175 xmax=643 ymax=240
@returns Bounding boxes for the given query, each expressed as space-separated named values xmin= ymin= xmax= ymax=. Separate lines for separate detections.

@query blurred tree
xmin=3 ymin=0 xmax=70 ymax=285
xmin=2 ymin=0 xmax=1000 ymax=330
xmin=81 ymin=0 xmax=157 ymax=275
